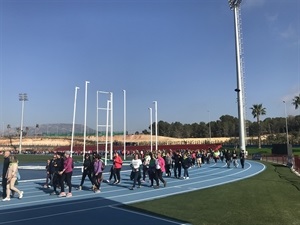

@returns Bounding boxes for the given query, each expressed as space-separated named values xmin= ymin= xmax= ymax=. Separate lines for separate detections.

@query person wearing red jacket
xmin=113 ymin=152 xmax=123 ymax=184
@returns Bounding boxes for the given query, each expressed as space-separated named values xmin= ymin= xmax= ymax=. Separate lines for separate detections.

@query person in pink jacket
xmin=155 ymin=151 xmax=167 ymax=188
xmin=58 ymin=151 xmax=73 ymax=197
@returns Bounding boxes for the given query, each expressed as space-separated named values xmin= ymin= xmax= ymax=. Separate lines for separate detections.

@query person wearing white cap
xmin=58 ymin=151 xmax=74 ymax=197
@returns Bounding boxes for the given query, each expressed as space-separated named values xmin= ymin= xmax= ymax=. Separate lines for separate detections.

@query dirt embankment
xmin=0 ymin=135 xmax=230 ymax=148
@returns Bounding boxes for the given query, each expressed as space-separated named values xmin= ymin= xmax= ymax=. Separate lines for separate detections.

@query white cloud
xmin=280 ymin=24 xmax=296 ymax=39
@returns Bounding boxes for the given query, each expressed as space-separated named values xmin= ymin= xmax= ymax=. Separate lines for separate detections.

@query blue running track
xmin=0 ymin=160 xmax=265 ymax=225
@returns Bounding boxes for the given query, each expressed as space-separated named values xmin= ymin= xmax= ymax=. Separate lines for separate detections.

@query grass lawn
xmin=129 ymin=161 xmax=300 ymax=225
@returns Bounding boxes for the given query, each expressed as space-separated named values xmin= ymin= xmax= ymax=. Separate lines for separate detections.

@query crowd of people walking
xmin=1 ymin=147 xmax=246 ymax=200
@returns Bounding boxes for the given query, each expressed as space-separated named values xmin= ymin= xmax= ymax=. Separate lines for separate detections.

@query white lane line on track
xmin=0 ymin=203 xmax=120 ymax=225
xmin=7 ymin=161 xmax=254 ymax=196
xmin=0 ymin=161 xmax=265 ymax=212
xmin=10 ymin=164 xmax=230 ymax=197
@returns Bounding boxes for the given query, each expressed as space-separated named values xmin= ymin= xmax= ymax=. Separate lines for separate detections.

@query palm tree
xmin=250 ymin=104 xmax=266 ymax=149
xmin=292 ymin=94 xmax=300 ymax=109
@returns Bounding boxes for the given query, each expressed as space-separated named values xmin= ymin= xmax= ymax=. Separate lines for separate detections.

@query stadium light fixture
xmin=228 ymin=0 xmax=246 ymax=152
xmin=283 ymin=101 xmax=289 ymax=145
xmin=19 ymin=93 xmax=28 ymax=154
xmin=228 ymin=0 xmax=242 ymax=10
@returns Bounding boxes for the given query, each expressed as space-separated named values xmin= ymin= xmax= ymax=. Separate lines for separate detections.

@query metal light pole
xmin=83 ymin=81 xmax=89 ymax=162
xmin=19 ymin=93 xmax=28 ymax=154
xmin=228 ymin=0 xmax=246 ymax=151
xmin=283 ymin=101 xmax=289 ymax=144
xmin=123 ymin=90 xmax=127 ymax=160
xmin=208 ymin=110 xmax=212 ymax=142
xmin=71 ymin=86 xmax=79 ymax=158
xmin=149 ymin=107 xmax=153 ymax=152
xmin=153 ymin=101 xmax=158 ymax=151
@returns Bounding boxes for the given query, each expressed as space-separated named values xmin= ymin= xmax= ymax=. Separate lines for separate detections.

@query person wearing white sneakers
xmin=3 ymin=155 xmax=23 ymax=201
xmin=58 ymin=151 xmax=73 ymax=198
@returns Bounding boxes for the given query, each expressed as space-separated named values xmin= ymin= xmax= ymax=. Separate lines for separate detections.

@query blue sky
xmin=0 ymin=0 xmax=299 ymax=134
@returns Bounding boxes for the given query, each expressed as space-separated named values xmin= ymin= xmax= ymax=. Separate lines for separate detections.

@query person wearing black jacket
xmin=225 ymin=149 xmax=232 ymax=168
xmin=77 ymin=153 xmax=93 ymax=190
xmin=239 ymin=150 xmax=246 ymax=169
xmin=50 ymin=153 xmax=64 ymax=195
xmin=2 ymin=151 xmax=10 ymax=199
xmin=173 ymin=152 xmax=183 ymax=179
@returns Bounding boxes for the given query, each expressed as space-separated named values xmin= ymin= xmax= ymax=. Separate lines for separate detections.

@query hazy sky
xmin=0 ymin=0 xmax=299 ymax=134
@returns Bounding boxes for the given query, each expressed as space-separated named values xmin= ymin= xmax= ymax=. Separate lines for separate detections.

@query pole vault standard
xmin=96 ymin=91 xmax=113 ymax=165
xmin=71 ymin=86 xmax=79 ymax=158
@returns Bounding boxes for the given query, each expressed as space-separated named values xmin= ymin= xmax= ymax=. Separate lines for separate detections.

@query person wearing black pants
xmin=92 ymin=155 xmax=104 ymax=193
xmin=58 ymin=151 xmax=73 ymax=197
xmin=129 ymin=154 xmax=143 ymax=190
xmin=50 ymin=153 xmax=63 ymax=195
xmin=173 ymin=152 xmax=182 ymax=179
xmin=2 ymin=151 xmax=10 ymax=199
xmin=78 ymin=153 xmax=93 ymax=190
xmin=239 ymin=150 xmax=246 ymax=169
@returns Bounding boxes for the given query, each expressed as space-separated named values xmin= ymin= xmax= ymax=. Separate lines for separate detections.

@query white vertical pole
xmin=83 ymin=81 xmax=89 ymax=162
xmin=123 ymin=90 xmax=126 ymax=160
xmin=283 ymin=101 xmax=289 ymax=145
xmin=110 ymin=92 xmax=113 ymax=160
xmin=208 ymin=110 xmax=212 ymax=143
xmin=149 ymin=107 xmax=153 ymax=152
xmin=96 ymin=91 xmax=99 ymax=153
xmin=19 ymin=99 xmax=25 ymax=154
xmin=233 ymin=5 xmax=246 ymax=151
xmin=105 ymin=100 xmax=110 ymax=165
xmin=71 ymin=86 xmax=79 ymax=158
xmin=153 ymin=101 xmax=158 ymax=151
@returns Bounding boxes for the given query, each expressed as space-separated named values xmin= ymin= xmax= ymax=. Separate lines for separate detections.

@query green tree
xmin=250 ymin=104 xmax=266 ymax=148
xmin=292 ymin=94 xmax=300 ymax=109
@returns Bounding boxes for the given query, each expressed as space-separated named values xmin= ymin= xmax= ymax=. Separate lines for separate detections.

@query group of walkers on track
xmin=1 ymin=147 xmax=246 ymax=201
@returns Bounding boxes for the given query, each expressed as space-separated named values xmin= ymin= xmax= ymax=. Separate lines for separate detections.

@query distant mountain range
xmin=3 ymin=123 xmax=97 ymax=136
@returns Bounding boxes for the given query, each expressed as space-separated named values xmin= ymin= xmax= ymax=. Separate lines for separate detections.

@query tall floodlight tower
xmin=19 ymin=93 xmax=28 ymax=154
xmin=228 ymin=0 xmax=247 ymax=151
